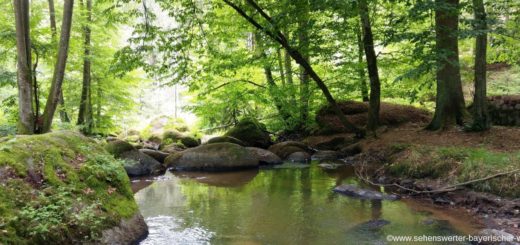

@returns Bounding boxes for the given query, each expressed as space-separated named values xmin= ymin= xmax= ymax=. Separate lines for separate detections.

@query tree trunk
xmin=223 ymin=0 xmax=365 ymax=137
xmin=48 ymin=0 xmax=71 ymax=123
xmin=78 ymin=0 xmax=93 ymax=134
xmin=13 ymin=0 xmax=35 ymax=134
xmin=356 ymin=20 xmax=369 ymax=102
xmin=358 ymin=0 xmax=381 ymax=132
xmin=297 ymin=0 xmax=310 ymax=129
xmin=41 ymin=0 xmax=75 ymax=133
xmin=470 ymin=0 xmax=490 ymax=131
xmin=427 ymin=0 xmax=466 ymax=130
xmin=276 ymin=48 xmax=286 ymax=85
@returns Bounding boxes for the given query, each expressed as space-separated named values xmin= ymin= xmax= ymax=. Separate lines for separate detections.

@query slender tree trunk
xmin=276 ymin=48 xmax=286 ymax=85
xmin=356 ymin=20 xmax=369 ymax=102
xmin=358 ymin=0 xmax=381 ymax=132
xmin=284 ymin=49 xmax=293 ymax=85
xmin=297 ymin=0 xmax=310 ymax=129
xmin=470 ymin=0 xmax=490 ymax=131
xmin=427 ymin=0 xmax=466 ymax=130
xmin=48 ymin=0 xmax=70 ymax=123
xmin=78 ymin=0 xmax=93 ymax=134
xmin=13 ymin=0 xmax=35 ymax=134
xmin=255 ymin=33 xmax=292 ymax=126
xmin=224 ymin=0 xmax=365 ymax=137
xmin=41 ymin=0 xmax=75 ymax=133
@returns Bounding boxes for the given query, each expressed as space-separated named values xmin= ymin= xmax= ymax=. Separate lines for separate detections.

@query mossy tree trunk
xmin=470 ymin=0 xmax=490 ymax=131
xmin=13 ymin=0 xmax=35 ymax=134
xmin=78 ymin=0 xmax=93 ymax=134
xmin=358 ymin=0 xmax=381 ymax=132
xmin=427 ymin=0 xmax=466 ymax=130
xmin=41 ymin=0 xmax=75 ymax=133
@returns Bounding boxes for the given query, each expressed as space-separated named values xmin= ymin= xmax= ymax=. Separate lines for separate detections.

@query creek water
xmin=133 ymin=162 xmax=480 ymax=245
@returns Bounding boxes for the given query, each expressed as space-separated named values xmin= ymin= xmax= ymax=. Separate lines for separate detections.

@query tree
xmin=470 ymin=0 xmax=490 ymax=131
xmin=223 ymin=0 xmax=365 ymax=137
xmin=41 ymin=0 xmax=75 ymax=133
xmin=358 ymin=0 xmax=381 ymax=132
xmin=13 ymin=0 xmax=34 ymax=134
xmin=297 ymin=0 xmax=311 ymax=129
xmin=48 ymin=0 xmax=71 ymax=123
xmin=77 ymin=0 xmax=93 ymax=134
xmin=356 ymin=21 xmax=369 ymax=102
xmin=427 ymin=0 xmax=466 ymax=130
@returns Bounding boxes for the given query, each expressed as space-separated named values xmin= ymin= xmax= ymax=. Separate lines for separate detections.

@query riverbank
xmin=349 ymin=124 xmax=520 ymax=236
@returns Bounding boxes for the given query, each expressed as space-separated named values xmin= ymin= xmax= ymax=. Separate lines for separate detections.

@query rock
xmin=120 ymin=150 xmax=165 ymax=177
xmin=339 ymin=142 xmax=362 ymax=157
xmin=334 ymin=184 xmax=400 ymax=201
xmin=139 ymin=149 xmax=169 ymax=163
xmin=207 ymin=136 xmax=247 ymax=146
xmin=160 ymin=143 xmax=186 ymax=154
xmin=162 ymin=130 xmax=184 ymax=143
xmin=286 ymin=152 xmax=311 ymax=163
xmin=165 ymin=143 xmax=259 ymax=171
xmin=100 ymin=213 xmax=148 ymax=245
xmin=353 ymin=219 xmax=391 ymax=231
xmin=271 ymin=162 xmax=311 ymax=169
xmin=318 ymin=162 xmax=345 ymax=170
xmin=180 ymin=136 xmax=200 ymax=148
xmin=312 ymin=150 xmax=340 ymax=161
xmin=105 ymin=140 xmax=135 ymax=158
xmin=225 ymin=118 xmax=272 ymax=148
xmin=268 ymin=141 xmax=311 ymax=159
xmin=246 ymin=147 xmax=282 ymax=165
xmin=0 ymin=131 xmax=146 ymax=244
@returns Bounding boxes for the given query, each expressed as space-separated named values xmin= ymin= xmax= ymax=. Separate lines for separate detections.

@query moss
xmin=387 ymin=145 xmax=520 ymax=198
xmin=104 ymin=140 xmax=135 ymax=158
xmin=224 ymin=118 xmax=271 ymax=148
xmin=0 ymin=131 xmax=139 ymax=244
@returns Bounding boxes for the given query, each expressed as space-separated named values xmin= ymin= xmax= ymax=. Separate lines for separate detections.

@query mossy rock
xmin=246 ymin=147 xmax=282 ymax=165
xmin=268 ymin=141 xmax=311 ymax=160
xmin=104 ymin=140 xmax=135 ymax=158
xmin=0 ymin=131 xmax=147 ymax=244
xmin=181 ymin=136 xmax=200 ymax=148
xmin=160 ymin=143 xmax=186 ymax=154
xmin=162 ymin=130 xmax=185 ymax=143
xmin=207 ymin=136 xmax=247 ymax=146
xmin=224 ymin=118 xmax=272 ymax=148
xmin=165 ymin=143 xmax=259 ymax=171
xmin=141 ymin=116 xmax=190 ymax=140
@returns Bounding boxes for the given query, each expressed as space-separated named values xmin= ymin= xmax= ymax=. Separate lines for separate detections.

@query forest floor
xmin=352 ymin=123 xmax=520 ymax=236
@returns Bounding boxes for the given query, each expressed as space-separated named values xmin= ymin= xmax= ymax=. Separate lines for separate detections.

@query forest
xmin=0 ymin=0 xmax=520 ymax=244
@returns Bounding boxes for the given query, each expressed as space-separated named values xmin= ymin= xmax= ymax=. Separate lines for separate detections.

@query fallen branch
xmin=356 ymin=167 xmax=520 ymax=195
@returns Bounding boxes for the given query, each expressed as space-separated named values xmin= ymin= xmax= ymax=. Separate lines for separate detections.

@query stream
xmin=132 ymin=162 xmax=481 ymax=244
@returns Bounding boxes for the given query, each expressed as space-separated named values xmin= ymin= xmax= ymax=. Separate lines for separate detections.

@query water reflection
xmin=134 ymin=163 xmax=478 ymax=245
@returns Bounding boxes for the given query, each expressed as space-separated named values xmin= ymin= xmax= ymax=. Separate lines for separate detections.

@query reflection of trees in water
xmin=135 ymin=165 xmax=467 ymax=244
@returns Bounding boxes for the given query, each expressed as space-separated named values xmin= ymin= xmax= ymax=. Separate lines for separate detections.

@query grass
xmin=388 ymin=144 xmax=520 ymax=198
xmin=0 ymin=131 xmax=138 ymax=244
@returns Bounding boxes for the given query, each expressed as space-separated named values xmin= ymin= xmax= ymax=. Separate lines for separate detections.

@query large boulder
xmin=165 ymin=143 xmax=259 ymax=171
xmin=139 ymin=149 xmax=170 ymax=163
xmin=246 ymin=147 xmax=282 ymax=165
xmin=162 ymin=130 xmax=185 ymax=144
xmin=268 ymin=141 xmax=312 ymax=160
xmin=120 ymin=150 xmax=165 ymax=177
xmin=224 ymin=118 xmax=272 ymax=148
xmin=312 ymin=150 xmax=340 ymax=161
xmin=207 ymin=136 xmax=247 ymax=146
xmin=105 ymin=140 xmax=135 ymax=158
xmin=0 ymin=131 xmax=147 ymax=244
xmin=181 ymin=136 xmax=200 ymax=148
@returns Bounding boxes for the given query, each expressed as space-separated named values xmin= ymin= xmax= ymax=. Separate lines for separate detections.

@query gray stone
xmin=312 ymin=150 xmax=340 ymax=161
xmin=334 ymin=184 xmax=399 ymax=201
xmin=165 ymin=143 xmax=259 ymax=171
xmin=139 ymin=149 xmax=169 ymax=163
xmin=100 ymin=213 xmax=148 ymax=245
xmin=286 ymin=151 xmax=311 ymax=163
xmin=121 ymin=150 xmax=165 ymax=177
xmin=246 ymin=147 xmax=282 ymax=165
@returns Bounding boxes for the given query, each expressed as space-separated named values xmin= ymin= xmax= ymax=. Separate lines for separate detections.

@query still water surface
xmin=133 ymin=163 xmax=479 ymax=245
